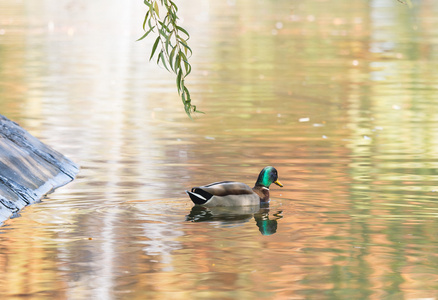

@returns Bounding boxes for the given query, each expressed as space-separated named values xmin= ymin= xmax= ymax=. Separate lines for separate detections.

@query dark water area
xmin=1 ymin=0 xmax=438 ymax=299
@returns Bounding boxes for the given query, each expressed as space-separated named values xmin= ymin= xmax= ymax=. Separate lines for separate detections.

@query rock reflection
xmin=186 ymin=203 xmax=283 ymax=235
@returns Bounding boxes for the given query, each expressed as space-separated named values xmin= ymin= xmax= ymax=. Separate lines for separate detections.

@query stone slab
xmin=0 ymin=115 xmax=79 ymax=223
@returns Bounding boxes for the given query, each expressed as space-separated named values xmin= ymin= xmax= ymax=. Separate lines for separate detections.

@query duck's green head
xmin=255 ymin=166 xmax=283 ymax=188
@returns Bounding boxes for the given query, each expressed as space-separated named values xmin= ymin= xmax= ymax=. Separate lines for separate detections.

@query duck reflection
xmin=254 ymin=206 xmax=282 ymax=236
xmin=186 ymin=203 xmax=283 ymax=235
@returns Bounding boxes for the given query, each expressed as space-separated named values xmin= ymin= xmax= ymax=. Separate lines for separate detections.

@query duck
xmin=186 ymin=166 xmax=283 ymax=207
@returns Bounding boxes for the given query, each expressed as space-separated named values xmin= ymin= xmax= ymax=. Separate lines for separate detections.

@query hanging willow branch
xmin=139 ymin=0 xmax=201 ymax=118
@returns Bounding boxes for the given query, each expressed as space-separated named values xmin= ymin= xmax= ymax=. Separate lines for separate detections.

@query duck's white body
xmin=199 ymin=194 xmax=260 ymax=207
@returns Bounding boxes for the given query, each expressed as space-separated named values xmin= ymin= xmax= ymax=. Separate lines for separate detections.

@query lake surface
xmin=1 ymin=0 xmax=438 ymax=298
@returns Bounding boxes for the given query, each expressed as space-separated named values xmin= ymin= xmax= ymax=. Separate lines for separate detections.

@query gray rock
xmin=0 ymin=115 xmax=79 ymax=223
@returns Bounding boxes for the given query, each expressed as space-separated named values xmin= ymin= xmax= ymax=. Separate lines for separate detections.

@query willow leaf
xmin=150 ymin=36 xmax=160 ymax=61
xmin=158 ymin=21 xmax=171 ymax=33
xmin=184 ymin=62 xmax=192 ymax=76
xmin=169 ymin=10 xmax=177 ymax=20
xmin=158 ymin=28 xmax=168 ymax=40
xmin=183 ymin=86 xmax=191 ymax=100
xmin=169 ymin=0 xmax=178 ymax=12
xmin=193 ymin=107 xmax=204 ymax=114
xmin=174 ymin=53 xmax=181 ymax=73
xmin=137 ymin=25 xmax=155 ymax=41
xmin=176 ymin=26 xmax=190 ymax=38
xmin=153 ymin=1 xmax=160 ymax=17
xmin=179 ymin=52 xmax=191 ymax=75
xmin=179 ymin=40 xmax=192 ymax=56
xmin=176 ymin=69 xmax=182 ymax=93
xmin=159 ymin=51 xmax=170 ymax=71
xmin=142 ymin=11 xmax=149 ymax=30
xmin=179 ymin=51 xmax=187 ymax=62
xmin=165 ymin=31 xmax=173 ymax=53
xmin=169 ymin=46 xmax=177 ymax=71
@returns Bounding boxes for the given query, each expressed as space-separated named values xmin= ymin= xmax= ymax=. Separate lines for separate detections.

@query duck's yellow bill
xmin=274 ymin=179 xmax=283 ymax=187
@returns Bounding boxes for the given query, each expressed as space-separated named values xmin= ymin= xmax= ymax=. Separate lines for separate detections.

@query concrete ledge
xmin=0 ymin=115 xmax=79 ymax=223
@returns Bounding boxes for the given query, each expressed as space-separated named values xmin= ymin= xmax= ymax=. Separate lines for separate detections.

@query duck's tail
xmin=186 ymin=188 xmax=212 ymax=205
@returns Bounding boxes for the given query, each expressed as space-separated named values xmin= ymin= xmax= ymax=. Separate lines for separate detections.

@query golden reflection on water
xmin=1 ymin=0 xmax=438 ymax=299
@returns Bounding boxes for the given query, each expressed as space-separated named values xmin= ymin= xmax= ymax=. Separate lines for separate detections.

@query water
xmin=1 ymin=0 xmax=438 ymax=298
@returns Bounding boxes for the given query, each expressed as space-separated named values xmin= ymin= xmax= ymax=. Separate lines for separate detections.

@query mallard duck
xmin=186 ymin=166 xmax=283 ymax=207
